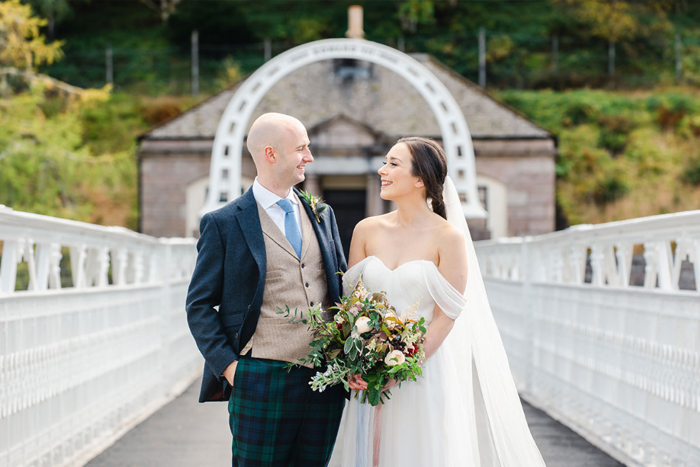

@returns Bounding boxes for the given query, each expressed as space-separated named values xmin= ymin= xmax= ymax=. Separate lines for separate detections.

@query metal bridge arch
xmin=203 ymin=38 xmax=485 ymax=218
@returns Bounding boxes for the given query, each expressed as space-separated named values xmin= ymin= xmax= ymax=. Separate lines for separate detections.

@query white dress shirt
xmin=252 ymin=178 xmax=303 ymax=240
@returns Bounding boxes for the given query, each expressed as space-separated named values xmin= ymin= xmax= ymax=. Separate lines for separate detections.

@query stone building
xmin=138 ymin=54 xmax=557 ymax=251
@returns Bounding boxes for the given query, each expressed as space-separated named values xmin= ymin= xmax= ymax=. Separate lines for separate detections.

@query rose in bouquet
xmin=296 ymin=276 xmax=427 ymax=406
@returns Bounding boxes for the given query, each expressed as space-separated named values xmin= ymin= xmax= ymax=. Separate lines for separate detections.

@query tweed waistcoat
xmin=247 ymin=196 xmax=329 ymax=367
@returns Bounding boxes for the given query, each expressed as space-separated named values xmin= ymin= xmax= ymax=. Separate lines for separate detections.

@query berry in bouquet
xmin=288 ymin=276 xmax=427 ymax=406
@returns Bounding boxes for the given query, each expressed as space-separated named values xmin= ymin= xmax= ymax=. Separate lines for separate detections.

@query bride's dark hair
xmin=397 ymin=136 xmax=448 ymax=219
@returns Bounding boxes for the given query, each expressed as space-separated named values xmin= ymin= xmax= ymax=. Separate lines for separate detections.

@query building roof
xmin=142 ymin=53 xmax=551 ymax=141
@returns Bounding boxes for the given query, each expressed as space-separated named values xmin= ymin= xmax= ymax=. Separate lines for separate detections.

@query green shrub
xmin=646 ymin=93 xmax=699 ymax=130
xmin=677 ymin=114 xmax=700 ymax=138
xmin=597 ymin=114 xmax=636 ymax=155
xmin=563 ymin=99 xmax=597 ymax=127
xmin=79 ymin=92 xmax=152 ymax=155
xmin=0 ymin=85 xmax=138 ymax=227
xmin=682 ymin=159 xmax=700 ymax=185
xmin=591 ymin=176 xmax=629 ymax=204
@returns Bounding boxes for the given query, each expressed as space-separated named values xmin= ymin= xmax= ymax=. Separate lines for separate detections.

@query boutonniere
xmin=299 ymin=191 xmax=327 ymax=223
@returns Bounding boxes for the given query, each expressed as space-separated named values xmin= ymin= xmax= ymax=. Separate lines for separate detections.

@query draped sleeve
xmin=423 ymin=265 xmax=466 ymax=319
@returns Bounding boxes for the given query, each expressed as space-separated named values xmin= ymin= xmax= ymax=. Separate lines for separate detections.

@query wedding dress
xmin=329 ymin=177 xmax=546 ymax=467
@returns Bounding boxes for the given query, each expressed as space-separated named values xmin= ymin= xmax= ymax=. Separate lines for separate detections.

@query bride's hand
xmin=348 ymin=374 xmax=368 ymax=390
xmin=382 ymin=378 xmax=397 ymax=391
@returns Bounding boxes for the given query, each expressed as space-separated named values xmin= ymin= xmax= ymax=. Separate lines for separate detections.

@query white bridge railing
xmin=0 ymin=206 xmax=200 ymax=467
xmin=475 ymin=210 xmax=700 ymax=467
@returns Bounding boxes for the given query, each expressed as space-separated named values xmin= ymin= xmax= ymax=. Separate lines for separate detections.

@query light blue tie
xmin=276 ymin=199 xmax=302 ymax=258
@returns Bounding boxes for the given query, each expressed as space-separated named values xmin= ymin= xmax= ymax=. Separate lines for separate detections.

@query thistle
xmin=299 ymin=191 xmax=327 ymax=223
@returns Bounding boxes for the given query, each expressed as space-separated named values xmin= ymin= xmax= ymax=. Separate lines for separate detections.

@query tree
xmin=0 ymin=0 xmax=63 ymax=71
xmin=138 ymin=0 xmax=185 ymax=23
xmin=398 ymin=0 xmax=435 ymax=33
xmin=0 ymin=84 xmax=134 ymax=225
xmin=26 ymin=0 xmax=72 ymax=38
xmin=554 ymin=0 xmax=672 ymax=43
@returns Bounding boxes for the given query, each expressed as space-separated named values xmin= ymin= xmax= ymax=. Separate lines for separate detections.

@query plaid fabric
xmin=228 ymin=357 xmax=345 ymax=467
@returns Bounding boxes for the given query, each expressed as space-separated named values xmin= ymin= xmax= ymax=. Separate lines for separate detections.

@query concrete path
xmin=87 ymin=379 xmax=623 ymax=466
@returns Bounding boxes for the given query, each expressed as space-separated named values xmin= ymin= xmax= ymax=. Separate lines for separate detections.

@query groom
xmin=186 ymin=113 xmax=347 ymax=466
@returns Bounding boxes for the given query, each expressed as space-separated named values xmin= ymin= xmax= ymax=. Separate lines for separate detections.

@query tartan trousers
xmin=228 ymin=356 xmax=345 ymax=467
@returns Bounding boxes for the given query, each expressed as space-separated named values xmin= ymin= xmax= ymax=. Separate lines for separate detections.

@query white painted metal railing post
xmin=0 ymin=240 xmax=18 ymax=293
xmin=520 ymin=237 xmax=534 ymax=394
xmin=160 ymin=240 xmax=173 ymax=397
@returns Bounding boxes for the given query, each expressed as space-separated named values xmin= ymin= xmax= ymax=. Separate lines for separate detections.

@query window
xmin=478 ymin=186 xmax=488 ymax=212
xmin=333 ymin=58 xmax=372 ymax=80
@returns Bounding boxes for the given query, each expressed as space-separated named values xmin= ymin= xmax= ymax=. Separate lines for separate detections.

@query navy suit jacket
xmin=185 ymin=187 xmax=347 ymax=402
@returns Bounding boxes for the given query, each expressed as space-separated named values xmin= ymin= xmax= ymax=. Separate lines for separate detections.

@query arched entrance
xmin=203 ymin=38 xmax=485 ymax=219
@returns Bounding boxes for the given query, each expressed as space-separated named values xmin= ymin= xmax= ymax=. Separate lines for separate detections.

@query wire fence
xmin=41 ymin=30 xmax=700 ymax=94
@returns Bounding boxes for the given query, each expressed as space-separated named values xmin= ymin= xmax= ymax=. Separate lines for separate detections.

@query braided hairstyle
xmin=397 ymin=136 xmax=448 ymax=220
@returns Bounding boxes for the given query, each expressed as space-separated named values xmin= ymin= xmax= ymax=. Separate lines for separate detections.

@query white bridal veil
xmin=441 ymin=175 xmax=546 ymax=466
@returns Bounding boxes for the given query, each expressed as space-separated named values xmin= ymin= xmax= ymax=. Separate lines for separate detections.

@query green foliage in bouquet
xmin=296 ymin=277 xmax=427 ymax=407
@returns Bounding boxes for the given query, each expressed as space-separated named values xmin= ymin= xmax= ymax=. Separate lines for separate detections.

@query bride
xmin=329 ymin=137 xmax=546 ymax=467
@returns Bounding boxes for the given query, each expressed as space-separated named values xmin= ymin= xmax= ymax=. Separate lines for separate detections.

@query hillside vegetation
xmin=0 ymin=86 xmax=195 ymax=229
xmin=7 ymin=85 xmax=698 ymax=230
xmin=499 ymin=89 xmax=700 ymax=225
xmin=2 ymin=0 xmax=699 ymax=231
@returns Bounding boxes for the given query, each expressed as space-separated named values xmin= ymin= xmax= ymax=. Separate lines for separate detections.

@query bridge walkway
xmin=87 ymin=378 xmax=623 ymax=467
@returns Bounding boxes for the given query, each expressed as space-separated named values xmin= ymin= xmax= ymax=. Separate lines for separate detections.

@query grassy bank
xmin=498 ymin=88 xmax=700 ymax=226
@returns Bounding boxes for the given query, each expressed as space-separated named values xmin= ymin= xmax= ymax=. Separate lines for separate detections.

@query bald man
xmin=186 ymin=113 xmax=347 ymax=466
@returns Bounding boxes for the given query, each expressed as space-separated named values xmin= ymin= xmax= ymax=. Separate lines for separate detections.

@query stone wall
xmin=139 ymin=141 xmax=258 ymax=237
xmin=473 ymin=139 xmax=556 ymax=236
xmin=140 ymin=151 xmax=209 ymax=237
xmin=139 ymin=137 xmax=557 ymax=239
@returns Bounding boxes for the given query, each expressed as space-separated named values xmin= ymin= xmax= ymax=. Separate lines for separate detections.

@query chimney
xmin=346 ymin=5 xmax=365 ymax=40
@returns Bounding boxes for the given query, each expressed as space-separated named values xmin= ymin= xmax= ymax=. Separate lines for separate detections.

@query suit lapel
xmin=295 ymin=189 xmax=338 ymax=287
xmin=296 ymin=189 xmax=330 ymax=254
xmin=298 ymin=194 xmax=313 ymax=261
xmin=235 ymin=189 xmax=266 ymax=277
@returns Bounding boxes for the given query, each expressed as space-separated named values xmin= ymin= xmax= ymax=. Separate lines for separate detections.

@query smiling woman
xmin=379 ymin=136 xmax=447 ymax=218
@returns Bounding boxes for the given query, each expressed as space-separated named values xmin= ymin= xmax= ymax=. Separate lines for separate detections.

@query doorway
xmin=322 ymin=189 xmax=367 ymax=260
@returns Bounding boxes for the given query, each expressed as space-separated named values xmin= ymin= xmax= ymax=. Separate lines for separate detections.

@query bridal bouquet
xmin=298 ymin=276 xmax=427 ymax=406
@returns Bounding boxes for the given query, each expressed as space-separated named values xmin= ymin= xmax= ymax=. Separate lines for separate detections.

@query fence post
xmin=106 ymin=44 xmax=113 ymax=86
xmin=191 ymin=30 xmax=199 ymax=97
xmin=398 ymin=36 xmax=405 ymax=52
xmin=552 ymin=36 xmax=559 ymax=73
xmin=676 ymin=33 xmax=683 ymax=84
xmin=608 ymin=40 xmax=615 ymax=77
xmin=264 ymin=38 xmax=271 ymax=62
xmin=479 ymin=27 xmax=486 ymax=88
